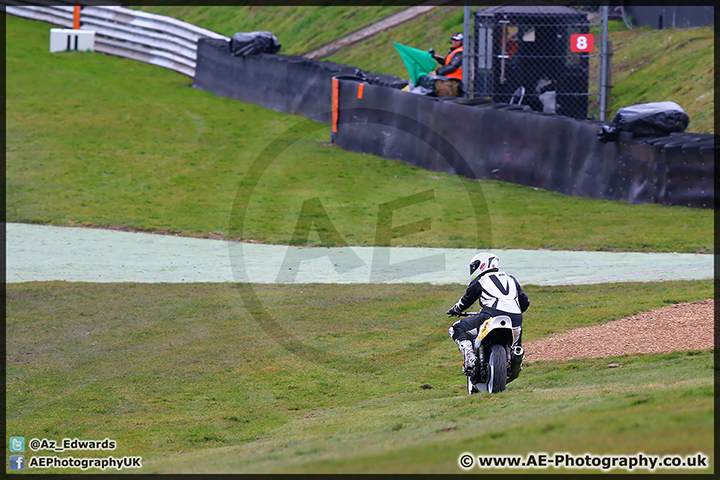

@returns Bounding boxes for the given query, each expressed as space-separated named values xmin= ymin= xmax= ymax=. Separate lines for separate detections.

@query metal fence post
xmin=463 ymin=3 xmax=471 ymax=98
xmin=599 ymin=5 xmax=609 ymax=121
xmin=604 ymin=40 xmax=613 ymax=121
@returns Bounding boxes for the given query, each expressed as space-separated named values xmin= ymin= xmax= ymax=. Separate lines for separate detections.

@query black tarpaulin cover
xmin=598 ymin=101 xmax=690 ymax=143
xmin=229 ymin=31 xmax=281 ymax=56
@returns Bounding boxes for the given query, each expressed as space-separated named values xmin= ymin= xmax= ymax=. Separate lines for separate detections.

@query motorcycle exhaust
xmin=508 ymin=345 xmax=524 ymax=382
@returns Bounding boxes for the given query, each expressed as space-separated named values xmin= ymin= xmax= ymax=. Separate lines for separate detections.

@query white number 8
xmin=576 ymin=36 xmax=587 ymax=51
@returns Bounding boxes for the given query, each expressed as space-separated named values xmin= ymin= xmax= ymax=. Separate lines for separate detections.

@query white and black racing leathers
xmin=447 ymin=269 xmax=530 ymax=346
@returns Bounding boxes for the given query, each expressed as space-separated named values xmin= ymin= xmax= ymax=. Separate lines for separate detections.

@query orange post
xmin=357 ymin=83 xmax=364 ymax=99
xmin=73 ymin=4 xmax=81 ymax=30
xmin=331 ymin=77 xmax=339 ymax=133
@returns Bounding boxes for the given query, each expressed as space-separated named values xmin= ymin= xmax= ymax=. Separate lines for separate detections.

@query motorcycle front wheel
xmin=488 ymin=344 xmax=508 ymax=393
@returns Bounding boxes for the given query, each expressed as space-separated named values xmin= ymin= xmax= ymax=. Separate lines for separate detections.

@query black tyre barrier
xmin=192 ymin=38 xmax=714 ymax=208
xmin=192 ymin=38 xmax=406 ymax=124
xmin=332 ymin=78 xmax=714 ymax=209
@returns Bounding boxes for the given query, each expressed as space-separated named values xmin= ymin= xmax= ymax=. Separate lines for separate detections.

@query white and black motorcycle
xmin=455 ymin=312 xmax=525 ymax=394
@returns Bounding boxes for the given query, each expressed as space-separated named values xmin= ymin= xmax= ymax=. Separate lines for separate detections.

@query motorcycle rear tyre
xmin=488 ymin=344 xmax=508 ymax=393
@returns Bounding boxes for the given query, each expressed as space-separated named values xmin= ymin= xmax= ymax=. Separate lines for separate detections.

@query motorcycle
xmin=452 ymin=312 xmax=524 ymax=394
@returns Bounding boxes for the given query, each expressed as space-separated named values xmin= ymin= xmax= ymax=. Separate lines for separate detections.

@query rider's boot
xmin=456 ymin=340 xmax=478 ymax=377
xmin=512 ymin=326 xmax=522 ymax=347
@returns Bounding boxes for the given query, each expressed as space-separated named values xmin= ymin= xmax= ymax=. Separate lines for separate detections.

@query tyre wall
xmin=333 ymin=79 xmax=714 ymax=208
xmin=193 ymin=38 xmax=715 ymax=208
xmin=193 ymin=38 xmax=406 ymax=124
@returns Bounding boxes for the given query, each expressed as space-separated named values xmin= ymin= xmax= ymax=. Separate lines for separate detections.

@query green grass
xmin=6 ymin=281 xmax=714 ymax=474
xmin=5 ymin=15 xmax=714 ymax=253
xmin=136 ymin=5 xmax=407 ymax=56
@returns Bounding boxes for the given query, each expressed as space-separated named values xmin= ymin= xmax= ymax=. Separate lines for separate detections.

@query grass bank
xmin=137 ymin=5 xmax=406 ymax=57
xmin=330 ymin=15 xmax=714 ymax=133
xmin=5 ymin=16 xmax=713 ymax=253
xmin=138 ymin=6 xmax=713 ymax=133
xmin=606 ymin=24 xmax=714 ymax=133
xmin=6 ymin=281 xmax=714 ymax=474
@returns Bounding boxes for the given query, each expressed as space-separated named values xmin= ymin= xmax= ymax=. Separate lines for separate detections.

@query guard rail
xmin=4 ymin=2 xmax=229 ymax=77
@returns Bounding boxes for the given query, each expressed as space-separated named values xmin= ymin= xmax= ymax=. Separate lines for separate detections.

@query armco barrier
xmin=332 ymin=79 xmax=714 ymax=208
xmin=4 ymin=3 xmax=228 ymax=77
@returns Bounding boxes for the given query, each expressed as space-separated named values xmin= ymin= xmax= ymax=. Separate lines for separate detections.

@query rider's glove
xmin=446 ymin=305 xmax=462 ymax=316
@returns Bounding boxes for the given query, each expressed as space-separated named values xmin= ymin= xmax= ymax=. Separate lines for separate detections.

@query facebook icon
xmin=10 ymin=455 xmax=25 ymax=470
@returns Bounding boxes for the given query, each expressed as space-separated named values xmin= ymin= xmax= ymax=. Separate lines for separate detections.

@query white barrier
xmin=50 ymin=28 xmax=95 ymax=52
xmin=4 ymin=2 xmax=229 ymax=77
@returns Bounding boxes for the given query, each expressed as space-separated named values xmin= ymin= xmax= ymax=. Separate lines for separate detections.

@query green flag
xmin=393 ymin=42 xmax=436 ymax=85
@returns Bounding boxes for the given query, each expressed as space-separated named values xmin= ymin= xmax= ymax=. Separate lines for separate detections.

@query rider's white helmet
xmin=469 ymin=252 xmax=499 ymax=279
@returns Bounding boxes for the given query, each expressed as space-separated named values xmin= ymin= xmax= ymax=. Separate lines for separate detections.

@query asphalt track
xmin=6 ymin=222 xmax=714 ymax=285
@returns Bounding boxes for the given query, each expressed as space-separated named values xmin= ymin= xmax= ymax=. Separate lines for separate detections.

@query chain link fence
xmin=469 ymin=4 xmax=609 ymax=121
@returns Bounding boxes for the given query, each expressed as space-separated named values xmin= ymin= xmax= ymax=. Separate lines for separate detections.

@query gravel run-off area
xmin=524 ymin=299 xmax=714 ymax=362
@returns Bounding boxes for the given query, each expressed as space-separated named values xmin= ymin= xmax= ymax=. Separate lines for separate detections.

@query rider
xmin=447 ymin=252 xmax=530 ymax=377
